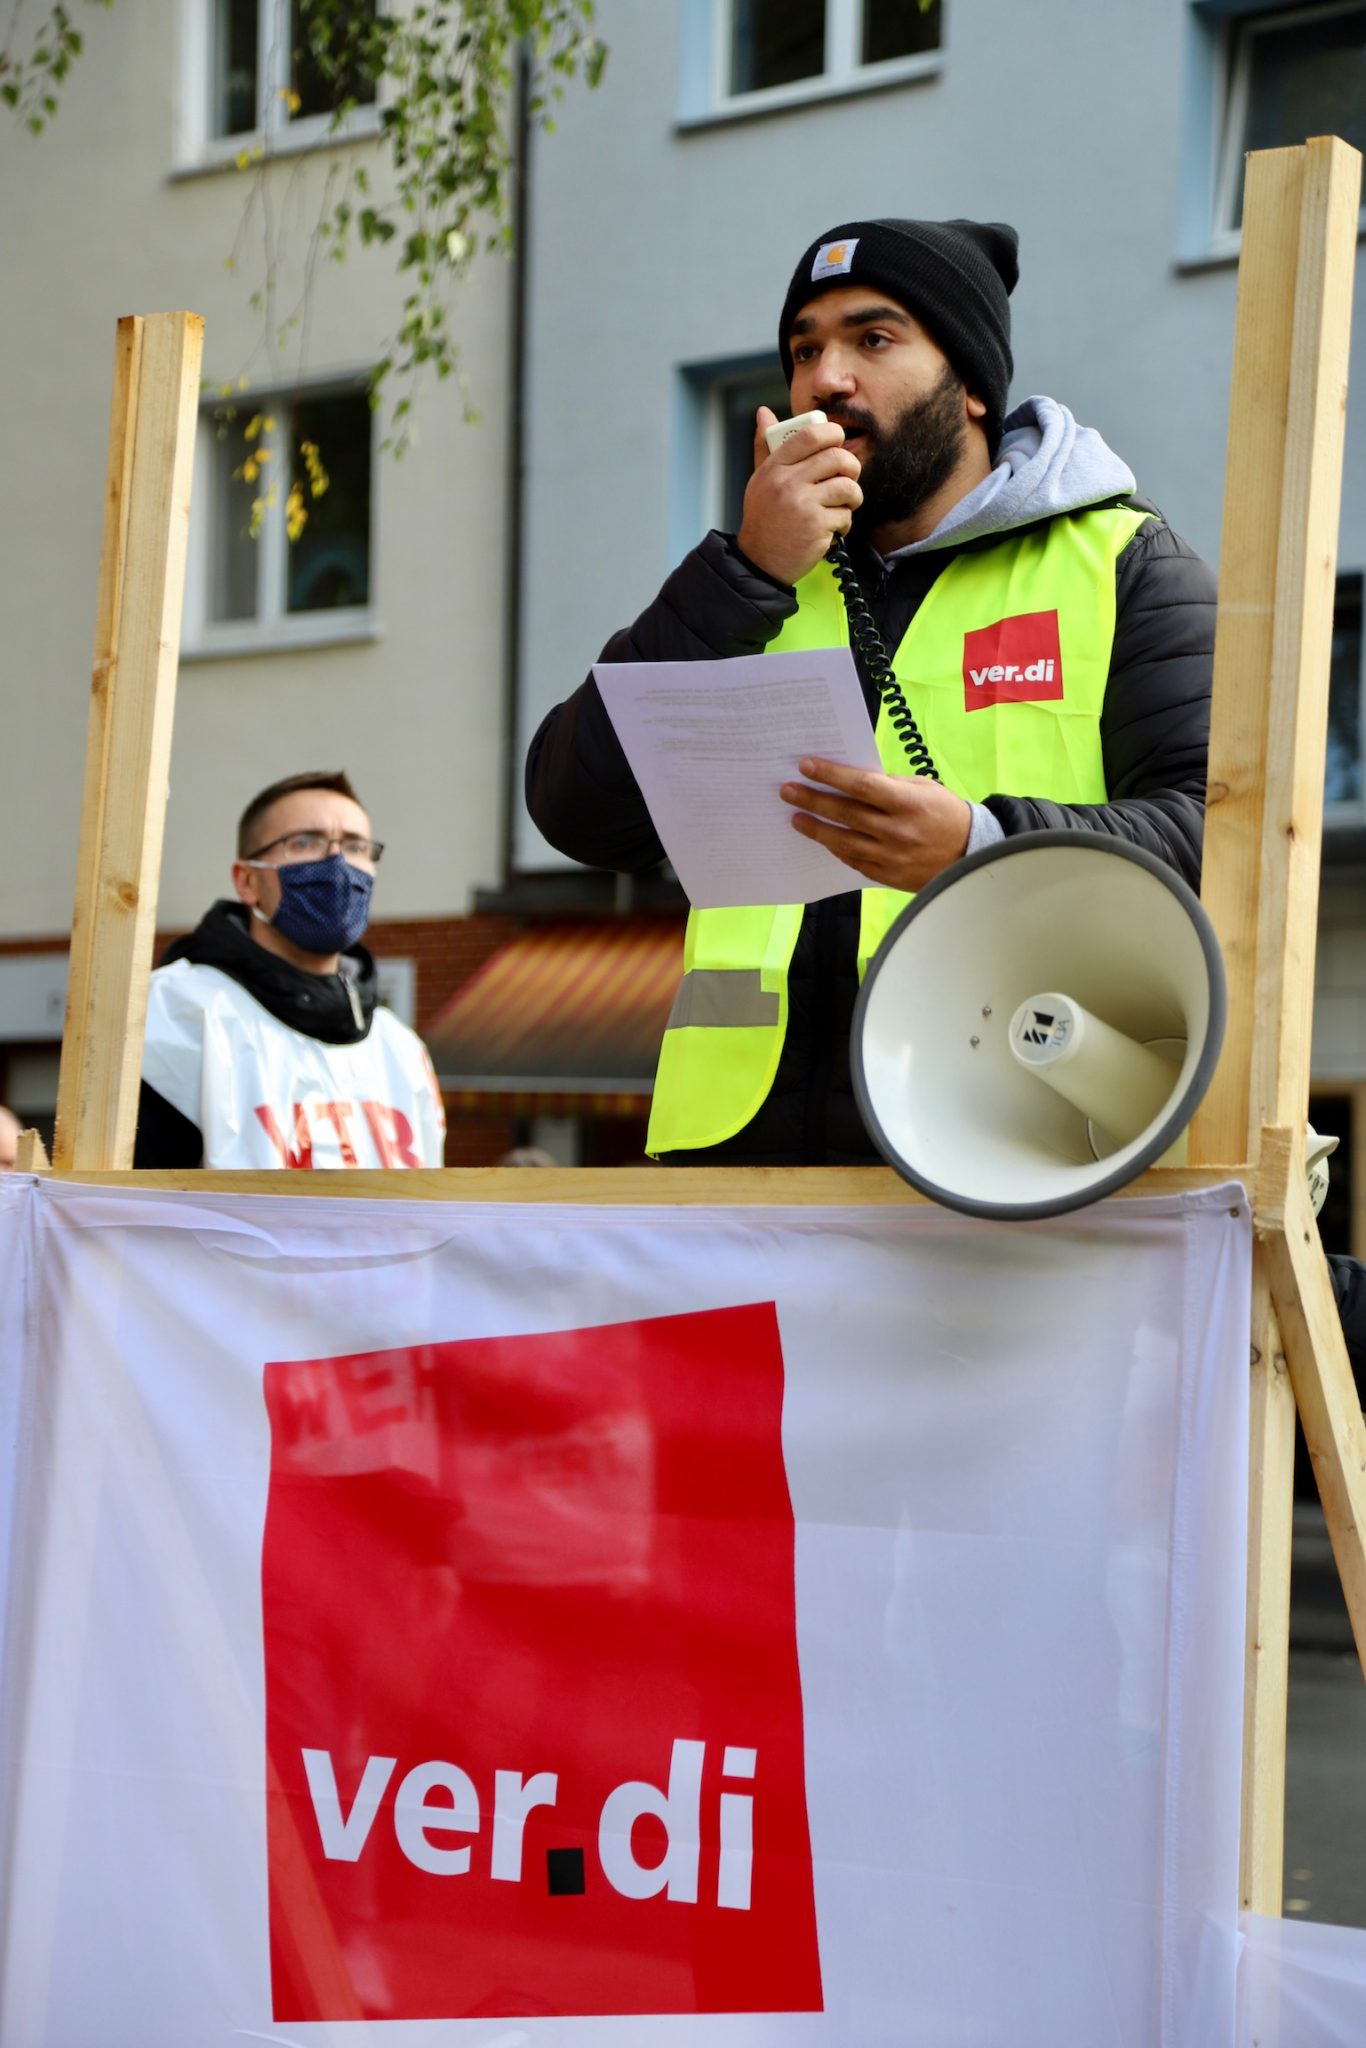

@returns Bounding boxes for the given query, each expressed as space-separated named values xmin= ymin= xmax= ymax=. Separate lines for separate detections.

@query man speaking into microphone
xmin=527 ymin=217 xmax=1215 ymax=1167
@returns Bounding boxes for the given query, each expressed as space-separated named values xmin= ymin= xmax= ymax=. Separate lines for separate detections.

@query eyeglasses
xmin=243 ymin=830 xmax=385 ymax=865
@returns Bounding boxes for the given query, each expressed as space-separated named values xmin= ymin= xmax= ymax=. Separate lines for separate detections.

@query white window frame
xmin=182 ymin=376 xmax=379 ymax=660
xmin=1210 ymin=0 xmax=1366 ymax=258
xmin=704 ymin=363 xmax=790 ymax=534
xmin=680 ymin=0 xmax=944 ymax=126
xmin=175 ymin=0 xmax=382 ymax=173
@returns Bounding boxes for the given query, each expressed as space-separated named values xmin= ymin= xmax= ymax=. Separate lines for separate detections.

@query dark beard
xmin=842 ymin=363 xmax=968 ymax=533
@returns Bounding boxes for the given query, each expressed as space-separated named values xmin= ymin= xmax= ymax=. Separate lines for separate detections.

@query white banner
xmin=1238 ymin=1913 xmax=1366 ymax=2045
xmin=0 ymin=1176 xmax=1253 ymax=2046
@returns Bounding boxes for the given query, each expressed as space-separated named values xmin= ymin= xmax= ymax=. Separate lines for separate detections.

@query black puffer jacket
xmin=527 ymin=502 xmax=1215 ymax=1164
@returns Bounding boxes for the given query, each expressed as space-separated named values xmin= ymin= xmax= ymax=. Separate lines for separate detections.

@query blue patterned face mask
xmin=251 ymin=853 xmax=374 ymax=955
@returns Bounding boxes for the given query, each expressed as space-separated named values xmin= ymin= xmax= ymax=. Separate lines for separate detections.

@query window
xmin=190 ymin=0 xmax=378 ymax=161
xmin=672 ymin=358 xmax=789 ymax=562
xmin=188 ymin=382 xmax=375 ymax=654
xmin=683 ymin=0 xmax=943 ymax=119
xmin=716 ymin=370 xmax=791 ymax=533
xmin=1326 ymin=573 xmax=1365 ymax=815
xmin=1214 ymin=2 xmax=1366 ymax=241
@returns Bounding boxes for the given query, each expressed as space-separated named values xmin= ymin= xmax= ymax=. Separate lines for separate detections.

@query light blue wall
xmin=514 ymin=0 xmax=1366 ymax=869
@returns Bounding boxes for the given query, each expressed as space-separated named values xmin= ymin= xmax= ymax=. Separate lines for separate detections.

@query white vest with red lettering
xmin=142 ymin=961 xmax=446 ymax=1168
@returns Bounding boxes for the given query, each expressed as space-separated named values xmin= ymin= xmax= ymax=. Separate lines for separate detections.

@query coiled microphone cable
xmin=826 ymin=533 xmax=940 ymax=783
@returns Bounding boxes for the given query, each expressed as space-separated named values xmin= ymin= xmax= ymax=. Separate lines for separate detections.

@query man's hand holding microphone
xmin=737 ymin=406 xmax=862 ymax=588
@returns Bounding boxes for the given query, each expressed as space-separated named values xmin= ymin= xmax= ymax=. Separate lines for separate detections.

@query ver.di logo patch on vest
xmin=261 ymin=1303 xmax=823 ymax=2022
xmin=963 ymin=609 xmax=1064 ymax=711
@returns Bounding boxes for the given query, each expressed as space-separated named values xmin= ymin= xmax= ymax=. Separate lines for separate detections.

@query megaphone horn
xmin=852 ymin=832 xmax=1227 ymax=1220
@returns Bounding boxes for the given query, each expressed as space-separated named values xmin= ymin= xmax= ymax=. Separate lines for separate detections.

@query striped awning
xmin=425 ymin=920 xmax=683 ymax=1097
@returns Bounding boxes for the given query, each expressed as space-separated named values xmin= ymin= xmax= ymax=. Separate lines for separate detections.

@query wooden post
xmin=1189 ymin=143 xmax=1308 ymax=1918
xmin=1190 ymin=137 xmax=1363 ymax=1915
xmin=51 ymin=312 xmax=203 ymax=1173
xmin=14 ymin=1129 xmax=50 ymax=1172
xmin=1256 ymin=136 xmax=1366 ymax=1697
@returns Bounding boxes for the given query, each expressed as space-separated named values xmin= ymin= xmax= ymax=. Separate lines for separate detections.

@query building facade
xmin=0 ymin=0 xmax=535 ymax=1160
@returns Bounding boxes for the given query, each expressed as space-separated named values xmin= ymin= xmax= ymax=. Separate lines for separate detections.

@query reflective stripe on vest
xmin=647 ymin=504 xmax=1152 ymax=1156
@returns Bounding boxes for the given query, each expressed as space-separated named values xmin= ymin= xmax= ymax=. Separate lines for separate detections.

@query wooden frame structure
xmin=14 ymin=138 xmax=1364 ymax=1922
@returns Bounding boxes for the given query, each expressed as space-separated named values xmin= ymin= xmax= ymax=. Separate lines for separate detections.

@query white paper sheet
xmin=593 ymin=649 xmax=881 ymax=908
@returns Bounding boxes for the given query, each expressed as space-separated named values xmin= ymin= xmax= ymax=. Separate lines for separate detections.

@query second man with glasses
xmin=135 ymin=770 xmax=445 ymax=1169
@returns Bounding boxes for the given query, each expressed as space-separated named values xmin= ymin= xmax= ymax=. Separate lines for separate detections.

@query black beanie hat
xmin=777 ymin=217 xmax=1020 ymax=449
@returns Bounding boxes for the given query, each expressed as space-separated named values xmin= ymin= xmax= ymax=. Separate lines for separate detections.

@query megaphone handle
xmin=827 ymin=534 xmax=940 ymax=782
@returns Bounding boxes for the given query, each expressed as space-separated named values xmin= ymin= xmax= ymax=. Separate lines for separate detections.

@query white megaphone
xmin=852 ymin=832 xmax=1227 ymax=1219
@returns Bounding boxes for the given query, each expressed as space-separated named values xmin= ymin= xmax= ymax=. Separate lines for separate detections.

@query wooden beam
xmin=53 ymin=315 xmax=141 ymax=1169
xmin=51 ymin=312 xmax=204 ymax=1173
xmin=1254 ymin=136 xmax=1361 ymax=1147
xmin=1192 ymin=136 xmax=1362 ymax=1923
xmin=35 ymin=1163 xmax=1247 ymax=1204
xmin=14 ymin=1129 xmax=50 ymax=1173
xmin=1191 ymin=143 xmax=1308 ymax=1920
xmin=1264 ymin=1166 xmax=1366 ymax=1683
xmin=1189 ymin=145 xmax=1306 ymax=1169
xmin=1240 ymin=1247 xmax=1296 ymax=1916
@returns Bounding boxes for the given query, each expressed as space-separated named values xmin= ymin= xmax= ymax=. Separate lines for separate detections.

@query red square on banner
xmin=962 ymin=608 xmax=1064 ymax=710
xmin=261 ymin=1304 xmax=823 ymax=2021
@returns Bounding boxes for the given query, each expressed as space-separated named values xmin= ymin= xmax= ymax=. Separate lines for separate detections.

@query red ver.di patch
xmin=261 ymin=1302 xmax=823 ymax=2021
xmin=963 ymin=608 xmax=1064 ymax=711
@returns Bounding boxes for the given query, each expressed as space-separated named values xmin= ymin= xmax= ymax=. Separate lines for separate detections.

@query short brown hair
xmin=237 ymin=771 xmax=363 ymax=858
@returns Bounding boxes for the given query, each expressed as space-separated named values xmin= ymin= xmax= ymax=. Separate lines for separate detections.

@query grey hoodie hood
xmin=884 ymin=395 xmax=1136 ymax=558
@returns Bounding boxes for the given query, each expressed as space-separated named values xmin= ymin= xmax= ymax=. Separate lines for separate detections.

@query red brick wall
xmin=363 ymin=914 xmax=518 ymax=1035
xmin=359 ymin=916 xmax=528 ymax=1163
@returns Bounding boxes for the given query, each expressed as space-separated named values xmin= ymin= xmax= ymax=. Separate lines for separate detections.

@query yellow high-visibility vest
xmin=647 ymin=504 xmax=1152 ymax=1155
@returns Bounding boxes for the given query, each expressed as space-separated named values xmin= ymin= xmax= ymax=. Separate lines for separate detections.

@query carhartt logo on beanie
xmin=778 ymin=217 xmax=1019 ymax=449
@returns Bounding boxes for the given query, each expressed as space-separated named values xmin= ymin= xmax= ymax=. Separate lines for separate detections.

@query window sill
xmin=181 ymin=613 xmax=382 ymax=662
xmin=1177 ymin=212 xmax=1366 ymax=276
xmin=677 ymin=51 xmax=942 ymax=133
xmin=476 ymin=870 xmax=687 ymax=915
xmin=170 ymin=108 xmax=381 ymax=182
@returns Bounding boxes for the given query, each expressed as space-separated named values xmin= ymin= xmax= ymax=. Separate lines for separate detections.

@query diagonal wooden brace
xmin=1259 ymin=1125 xmax=1366 ymax=1682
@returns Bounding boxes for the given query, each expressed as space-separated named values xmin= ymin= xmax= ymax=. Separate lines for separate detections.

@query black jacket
xmin=1328 ymin=1255 xmax=1366 ymax=1390
xmin=133 ymin=901 xmax=381 ymax=1167
xmin=527 ymin=505 xmax=1216 ymax=1164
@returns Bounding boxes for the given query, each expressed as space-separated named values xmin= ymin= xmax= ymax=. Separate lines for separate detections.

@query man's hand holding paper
xmin=781 ymin=756 xmax=971 ymax=892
